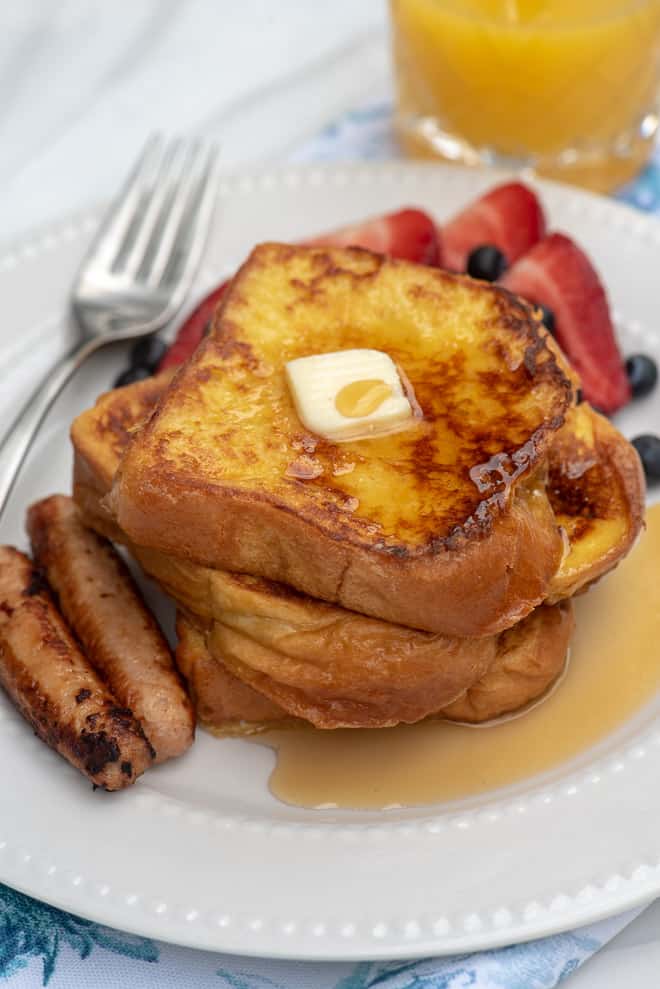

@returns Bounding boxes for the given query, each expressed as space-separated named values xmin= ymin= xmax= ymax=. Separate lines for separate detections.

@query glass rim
xmin=389 ymin=0 xmax=660 ymax=30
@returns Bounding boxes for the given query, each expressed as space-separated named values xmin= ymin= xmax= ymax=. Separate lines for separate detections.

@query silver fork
xmin=0 ymin=134 xmax=220 ymax=519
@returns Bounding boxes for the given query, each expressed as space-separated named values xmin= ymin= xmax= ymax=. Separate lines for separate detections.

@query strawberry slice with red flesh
xmin=307 ymin=207 xmax=441 ymax=266
xmin=159 ymin=207 xmax=441 ymax=369
xmin=158 ymin=281 xmax=229 ymax=370
xmin=500 ymin=232 xmax=630 ymax=414
xmin=442 ymin=181 xmax=545 ymax=273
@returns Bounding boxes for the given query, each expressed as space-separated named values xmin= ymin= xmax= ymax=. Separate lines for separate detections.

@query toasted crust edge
xmin=109 ymin=472 xmax=564 ymax=636
xmin=547 ymin=408 xmax=646 ymax=601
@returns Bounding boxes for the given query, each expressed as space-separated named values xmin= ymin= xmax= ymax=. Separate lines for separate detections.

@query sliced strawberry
xmin=307 ymin=208 xmax=441 ymax=266
xmin=500 ymin=232 xmax=630 ymax=413
xmin=442 ymin=182 xmax=545 ymax=273
xmin=158 ymin=280 xmax=230 ymax=370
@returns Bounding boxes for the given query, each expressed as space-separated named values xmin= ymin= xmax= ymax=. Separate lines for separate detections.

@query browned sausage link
xmin=27 ymin=495 xmax=194 ymax=762
xmin=0 ymin=547 xmax=154 ymax=790
xmin=0 ymin=546 xmax=34 ymax=626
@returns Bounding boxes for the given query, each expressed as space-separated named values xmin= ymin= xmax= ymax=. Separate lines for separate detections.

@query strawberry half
xmin=158 ymin=281 xmax=229 ymax=370
xmin=500 ymin=232 xmax=630 ymax=414
xmin=306 ymin=207 xmax=441 ymax=266
xmin=159 ymin=208 xmax=442 ymax=369
xmin=442 ymin=181 xmax=545 ymax=273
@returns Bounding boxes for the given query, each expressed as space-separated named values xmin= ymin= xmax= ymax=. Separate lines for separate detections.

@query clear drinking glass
xmin=390 ymin=0 xmax=660 ymax=192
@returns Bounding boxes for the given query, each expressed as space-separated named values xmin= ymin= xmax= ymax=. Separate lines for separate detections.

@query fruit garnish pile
xmin=115 ymin=181 xmax=659 ymax=481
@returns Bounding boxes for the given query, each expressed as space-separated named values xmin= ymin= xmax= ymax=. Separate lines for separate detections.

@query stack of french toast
xmin=68 ymin=242 xmax=644 ymax=737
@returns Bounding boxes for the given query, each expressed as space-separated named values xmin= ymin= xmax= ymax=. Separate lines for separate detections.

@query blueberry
xmin=538 ymin=304 xmax=555 ymax=334
xmin=466 ymin=244 xmax=508 ymax=282
xmin=631 ymin=434 xmax=660 ymax=482
xmin=130 ymin=335 xmax=167 ymax=372
xmin=625 ymin=353 xmax=657 ymax=399
xmin=113 ymin=365 xmax=151 ymax=388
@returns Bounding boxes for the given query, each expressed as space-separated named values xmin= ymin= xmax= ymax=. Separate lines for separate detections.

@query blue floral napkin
xmin=3 ymin=104 xmax=659 ymax=987
xmin=0 ymin=883 xmax=647 ymax=988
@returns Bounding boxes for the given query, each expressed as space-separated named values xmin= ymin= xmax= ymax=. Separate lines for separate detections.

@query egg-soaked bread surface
xmin=546 ymin=402 xmax=644 ymax=601
xmin=109 ymin=244 xmax=579 ymax=636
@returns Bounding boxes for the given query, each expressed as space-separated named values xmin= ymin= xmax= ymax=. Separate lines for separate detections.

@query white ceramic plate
xmin=1 ymin=162 xmax=659 ymax=961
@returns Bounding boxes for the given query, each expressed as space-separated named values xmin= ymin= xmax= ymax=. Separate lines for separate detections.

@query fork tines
xmin=90 ymin=135 xmax=220 ymax=288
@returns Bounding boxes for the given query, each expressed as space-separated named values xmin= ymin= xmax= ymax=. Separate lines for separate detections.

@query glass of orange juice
xmin=390 ymin=0 xmax=660 ymax=192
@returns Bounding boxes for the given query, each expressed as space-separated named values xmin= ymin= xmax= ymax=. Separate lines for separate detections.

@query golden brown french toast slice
xmin=69 ymin=371 xmax=638 ymax=731
xmin=134 ymin=549 xmax=498 ymax=728
xmin=72 ymin=371 xmax=643 ymax=613
xmin=440 ymin=600 xmax=573 ymax=723
xmin=109 ymin=244 xmax=575 ymax=637
xmin=546 ymin=403 xmax=644 ymax=600
xmin=71 ymin=372 xmax=175 ymax=545
xmin=71 ymin=370 xmax=174 ymax=499
xmin=174 ymin=614 xmax=287 ymax=734
xmin=175 ymin=600 xmax=573 ymax=732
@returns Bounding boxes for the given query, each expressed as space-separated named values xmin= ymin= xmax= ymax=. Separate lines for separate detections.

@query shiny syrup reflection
xmin=253 ymin=504 xmax=660 ymax=809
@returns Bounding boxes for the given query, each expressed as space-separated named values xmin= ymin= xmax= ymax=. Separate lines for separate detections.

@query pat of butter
xmin=285 ymin=349 xmax=414 ymax=442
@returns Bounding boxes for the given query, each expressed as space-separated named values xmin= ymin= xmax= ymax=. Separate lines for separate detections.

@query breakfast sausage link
xmin=0 ymin=546 xmax=34 ymax=625
xmin=0 ymin=546 xmax=154 ymax=790
xmin=27 ymin=495 xmax=194 ymax=763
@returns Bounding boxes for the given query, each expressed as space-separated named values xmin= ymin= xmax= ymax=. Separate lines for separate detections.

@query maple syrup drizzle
xmin=254 ymin=505 xmax=660 ymax=809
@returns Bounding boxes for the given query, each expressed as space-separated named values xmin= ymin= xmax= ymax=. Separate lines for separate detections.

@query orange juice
xmin=391 ymin=0 xmax=660 ymax=191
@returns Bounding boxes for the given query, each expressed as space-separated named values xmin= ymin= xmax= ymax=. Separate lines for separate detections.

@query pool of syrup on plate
xmin=253 ymin=503 xmax=660 ymax=809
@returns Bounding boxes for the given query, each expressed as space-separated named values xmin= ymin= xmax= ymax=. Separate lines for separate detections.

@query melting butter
xmin=335 ymin=379 xmax=392 ymax=418
xmin=254 ymin=504 xmax=660 ymax=809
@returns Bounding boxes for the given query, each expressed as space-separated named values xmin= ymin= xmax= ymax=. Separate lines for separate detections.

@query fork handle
xmin=0 ymin=338 xmax=100 ymax=521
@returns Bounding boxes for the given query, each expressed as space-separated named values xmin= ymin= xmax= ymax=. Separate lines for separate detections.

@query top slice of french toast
xmin=109 ymin=243 xmax=575 ymax=636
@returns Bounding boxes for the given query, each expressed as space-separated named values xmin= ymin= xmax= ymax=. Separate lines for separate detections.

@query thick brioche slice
xmin=69 ymin=368 xmax=638 ymax=731
xmin=110 ymin=244 xmax=574 ymax=637
xmin=440 ymin=600 xmax=573 ymax=723
xmin=71 ymin=370 xmax=175 ymax=499
xmin=71 ymin=371 xmax=644 ymax=613
xmin=175 ymin=600 xmax=573 ymax=733
xmin=174 ymin=615 xmax=287 ymax=733
xmin=135 ymin=551 xmax=497 ymax=728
